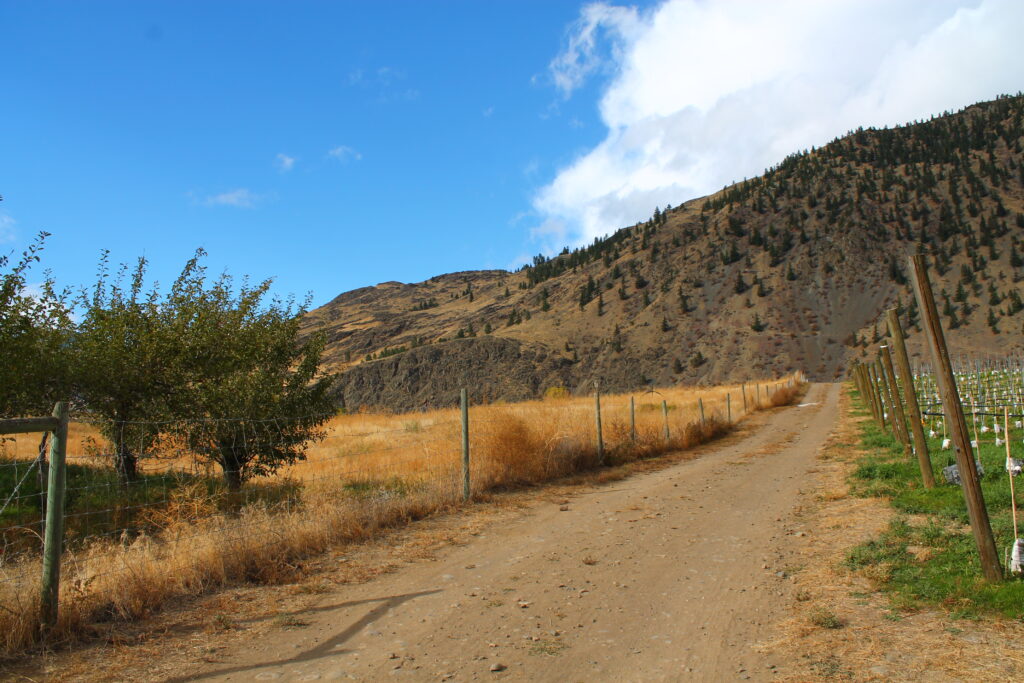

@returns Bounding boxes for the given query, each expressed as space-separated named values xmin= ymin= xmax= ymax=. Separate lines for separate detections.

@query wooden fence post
xmin=868 ymin=363 xmax=887 ymax=428
xmin=662 ymin=399 xmax=670 ymax=442
xmin=880 ymin=346 xmax=911 ymax=449
xmin=727 ymin=393 xmax=732 ymax=423
xmin=742 ymin=383 xmax=747 ymax=412
xmin=698 ymin=398 xmax=705 ymax=427
xmin=594 ymin=381 xmax=604 ymax=463
xmin=909 ymin=254 xmax=1001 ymax=581
xmin=630 ymin=396 xmax=636 ymax=443
xmin=863 ymin=364 xmax=882 ymax=425
xmin=460 ymin=388 xmax=470 ymax=501
xmin=40 ymin=401 xmax=69 ymax=632
xmin=886 ymin=309 xmax=935 ymax=489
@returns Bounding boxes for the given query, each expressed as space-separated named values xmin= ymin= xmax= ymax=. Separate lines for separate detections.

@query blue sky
xmin=1 ymin=1 xmax=646 ymax=306
xmin=3 ymin=1 xmax=1022 ymax=308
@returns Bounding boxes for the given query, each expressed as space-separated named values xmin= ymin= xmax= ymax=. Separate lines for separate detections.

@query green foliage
xmin=734 ymin=271 xmax=748 ymax=294
xmin=411 ymin=298 xmax=438 ymax=311
xmin=847 ymin=399 xmax=1024 ymax=618
xmin=0 ymin=233 xmax=74 ymax=416
xmin=73 ymin=249 xmax=336 ymax=488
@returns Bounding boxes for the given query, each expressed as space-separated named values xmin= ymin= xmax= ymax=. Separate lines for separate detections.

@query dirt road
xmin=173 ymin=383 xmax=837 ymax=682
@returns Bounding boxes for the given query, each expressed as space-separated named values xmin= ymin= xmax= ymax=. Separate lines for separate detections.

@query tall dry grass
xmin=0 ymin=373 xmax=805 ymax=657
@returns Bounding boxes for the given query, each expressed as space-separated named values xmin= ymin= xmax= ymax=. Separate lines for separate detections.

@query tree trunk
xmin=219 ymin=443 xmax=245 ymax=492
xmin=115 ymin=436 xmax=137 ymax=485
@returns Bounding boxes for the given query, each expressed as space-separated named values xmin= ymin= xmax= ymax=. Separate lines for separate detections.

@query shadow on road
xmin=169 ymin=589 xmax=442 ymax=682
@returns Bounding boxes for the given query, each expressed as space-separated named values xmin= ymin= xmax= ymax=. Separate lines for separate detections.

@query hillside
xmin=303 ymin=94 xmax=1024 ymax=411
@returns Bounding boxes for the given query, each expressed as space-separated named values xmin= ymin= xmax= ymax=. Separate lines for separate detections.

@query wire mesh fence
xmin=0 ymin=374 xmax=802 ymax=654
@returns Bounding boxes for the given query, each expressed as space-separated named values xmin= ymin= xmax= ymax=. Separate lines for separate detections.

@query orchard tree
xmin=73 ymin=249 xmax=337 ymax=488
xmin=72 ymin=252 xmax=186 ymax=482
xmin=172 ymin=264 xmax=337 ymax=490
xmin=0 ymin=233 xmax=74 ymax=416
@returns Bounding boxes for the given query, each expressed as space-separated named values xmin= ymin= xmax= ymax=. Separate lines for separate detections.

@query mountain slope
xmin=304 ymin=94 xmax=1024 ymax=410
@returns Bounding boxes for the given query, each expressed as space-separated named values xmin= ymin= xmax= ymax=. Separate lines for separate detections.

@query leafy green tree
xmin=73 ymin=252 xmax=185 ymax=481
xmin=0 ymin=233 xmax=73 ymax=416
xmin=74 ymin=250 xmax=336 ymax=488
xmin=170 ymin=262 xmax=336 ymax=490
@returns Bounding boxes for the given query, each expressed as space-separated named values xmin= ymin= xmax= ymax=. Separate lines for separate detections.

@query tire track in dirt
xmin=169 ymin=383 xmax=839 ymax=682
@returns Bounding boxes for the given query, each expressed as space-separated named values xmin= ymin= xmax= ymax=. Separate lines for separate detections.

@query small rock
xmin=489 ymin=663 xmax=507 ymax=672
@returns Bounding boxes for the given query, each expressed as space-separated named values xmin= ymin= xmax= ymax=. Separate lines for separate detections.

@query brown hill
xmin=303 ymin=94 xmax=1024 ymax=411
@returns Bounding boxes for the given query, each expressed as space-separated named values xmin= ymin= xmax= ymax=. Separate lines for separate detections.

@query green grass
xmin=0 ymin=456 xmax=302 ymax=556
xmin=846 ymin=388 xmax=1024 ymax=619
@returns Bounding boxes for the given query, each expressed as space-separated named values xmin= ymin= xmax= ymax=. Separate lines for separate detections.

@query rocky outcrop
xmin=334 ymin=336 xmax=574 ymax=412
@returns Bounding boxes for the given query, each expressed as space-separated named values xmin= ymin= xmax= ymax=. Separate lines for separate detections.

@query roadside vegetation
xmin=0 ymin=376 xmax=803 ymax=658
xmin=846 ymin=388 xmax=1024 ymax=618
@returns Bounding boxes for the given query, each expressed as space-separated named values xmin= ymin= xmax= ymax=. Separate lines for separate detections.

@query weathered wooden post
xmin=880 ymin=345 xmax=911 ymax=449
xmin=594 ymin=381 xmax=604 ymax=463
xmin=40 ymin=401 xmax=69 ymax=632
xmin=630 ymin=396 xmax=636 ymax=443
xmin=460 ymin=389 xmax=470 ymax=501
xmin=727 ymin=393 xmax=732 ymax=423
xmin=698 ymin=397 xmax=705 ymax=428
xmin=909 ymin=254 xmax=1001 ymax=581
xmin=863 ymin=364 xmax=882 ymax=425
xmin=886 ymin=309 xmax=935 ymax=489
xmin=868 ymin=363 xmax=887 ymax=428
xmin=662 ymin=399 xmax=670 ymax=442
xmin=742 ymin=383 xmax=747 ymax=413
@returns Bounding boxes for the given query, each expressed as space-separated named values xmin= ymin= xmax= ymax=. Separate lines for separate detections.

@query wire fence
xmin=0 ymin=375 xmax=802 ymax=653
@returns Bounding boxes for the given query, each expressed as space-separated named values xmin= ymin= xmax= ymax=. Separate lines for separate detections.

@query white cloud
xmin=328 ymin=145 xmax=363 ymax=163
xmin=0 ymin=212 xmax=15 ymax=243
xmin=346 ymin=65 xmax=419 ymax=102
xmin=275 ymin=153 xmax=296 ymax=172
xmin=204 ymin=188 xmax=260 ymax=208
xmin=536 ymin=0 xmax=1024 ymax=245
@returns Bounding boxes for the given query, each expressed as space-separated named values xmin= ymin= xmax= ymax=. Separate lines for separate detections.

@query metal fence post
xmin=40 ymin=401 xmax=69 ymax=632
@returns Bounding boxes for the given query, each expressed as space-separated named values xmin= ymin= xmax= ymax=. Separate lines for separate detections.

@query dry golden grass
xmin=0 ymin=374 xmax=804 ymax=659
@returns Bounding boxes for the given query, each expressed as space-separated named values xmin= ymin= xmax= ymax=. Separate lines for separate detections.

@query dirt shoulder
xmin=759 ymin=386 xmax=1024 ymax=682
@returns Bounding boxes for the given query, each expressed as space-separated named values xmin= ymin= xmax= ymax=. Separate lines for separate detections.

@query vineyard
xmin=850 ymin=255 xmax=1023 ymax=592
